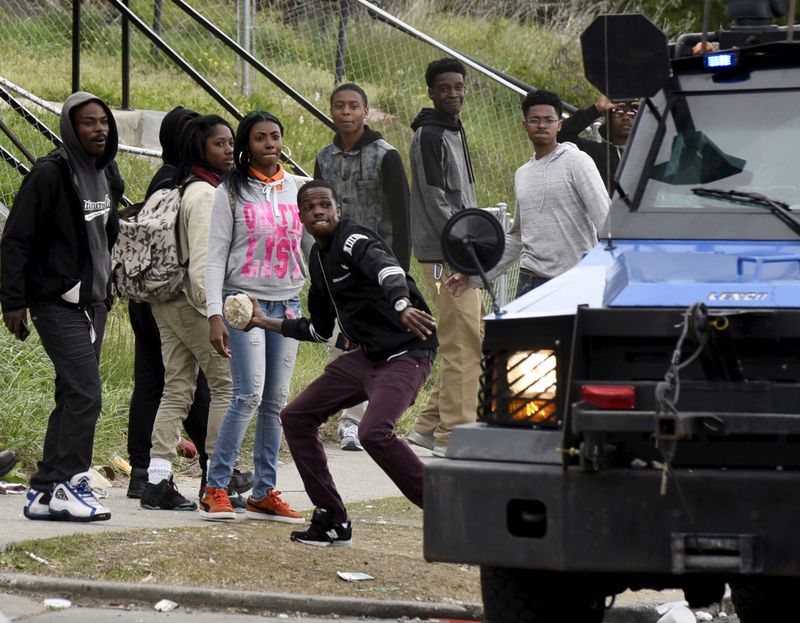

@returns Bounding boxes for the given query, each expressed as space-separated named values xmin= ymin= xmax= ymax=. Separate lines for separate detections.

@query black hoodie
xmin=557 ymin=104 xmax=622 ymax=189
xmin=144 ymin=106 xmax=199 ymax=199
xmin=0 ymin=92 xmax=122 ymax=312
xmin=408 ymin=108 xmax=477 ymax=262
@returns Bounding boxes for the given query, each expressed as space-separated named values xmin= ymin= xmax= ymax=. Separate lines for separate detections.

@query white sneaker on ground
xmin=23 ymin=490 xmax=53 ymax=521
xmin=407 ymin=430 xmax=435 ymax=451
xmin=338 ymin=419 xmax=363 ymax=451
xmin=49 ymin=471 xmax=111 ymax=522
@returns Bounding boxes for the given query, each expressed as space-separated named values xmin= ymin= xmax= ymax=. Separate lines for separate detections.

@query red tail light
xmin=580 ymin=385 xmax=636 ymax=410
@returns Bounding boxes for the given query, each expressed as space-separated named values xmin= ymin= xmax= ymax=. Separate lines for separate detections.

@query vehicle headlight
xmin=480 ymin=347 xmax=560 ymax=427
xmin=506 ymin=349 xmax=557 ymax=424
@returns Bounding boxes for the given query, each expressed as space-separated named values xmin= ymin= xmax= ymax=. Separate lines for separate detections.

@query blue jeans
xmin=208 ymin=297 xmax=300 ymax=499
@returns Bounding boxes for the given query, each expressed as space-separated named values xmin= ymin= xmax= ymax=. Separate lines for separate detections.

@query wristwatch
xmin=394 ymin=298 xmax=410 ymax=313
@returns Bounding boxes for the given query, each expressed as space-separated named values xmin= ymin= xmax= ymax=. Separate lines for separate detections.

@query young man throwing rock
xmin=245 ymin=180 xmax=437 ymax=547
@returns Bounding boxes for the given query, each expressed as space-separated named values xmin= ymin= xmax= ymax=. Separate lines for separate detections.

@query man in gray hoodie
xmin=1 ymin=92 xmax=122 ymax=522
xmin=447 ymin=90 xmax=609 ymax=298
xmin=407 ymin=58 xmax=482 ymax=458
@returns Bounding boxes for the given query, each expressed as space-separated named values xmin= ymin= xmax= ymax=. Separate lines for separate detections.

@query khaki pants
xmin=412 ymin=262 xmax=483 ymax=446
xmin=150 ymin=293 xmax=233 ymax=462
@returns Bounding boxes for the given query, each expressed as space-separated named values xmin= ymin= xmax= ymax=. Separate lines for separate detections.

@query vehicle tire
xmin=731 ymin=579 xmax=791 ymax=622
xmin=480 ymin=566 xmax=605 ymax=623
xmin=682 ymin=579 xmax=725 ymax=608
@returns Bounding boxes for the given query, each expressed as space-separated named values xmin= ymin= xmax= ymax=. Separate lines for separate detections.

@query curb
xmin=0 ymin=573 xmax=483 ymax=620
xmin=0 ymin=573 xmax=698 ymax=622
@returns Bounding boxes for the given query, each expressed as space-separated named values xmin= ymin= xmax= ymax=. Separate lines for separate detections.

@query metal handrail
xmin=0 ymin=77 xmax=160 ymax=159
xmin=352 ymin=0 xmax=578 ymax=114
xmin=102 ymin=0 xmax=309 ymax=175
xmin=170 ymin=0 xmax=335 ymax=131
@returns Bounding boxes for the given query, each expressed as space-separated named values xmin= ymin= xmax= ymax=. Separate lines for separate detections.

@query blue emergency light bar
xmin=705 ymin=51 xmax=740 ymax=69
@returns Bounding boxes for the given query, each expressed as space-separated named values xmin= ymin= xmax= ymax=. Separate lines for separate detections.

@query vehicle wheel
xmin=731 ymin=579 xmax=792 ymax=622
xmin=480 ymin=566 xmax=605 ymax=623
xmin=682 ymin=579 xmax=725 ymax=608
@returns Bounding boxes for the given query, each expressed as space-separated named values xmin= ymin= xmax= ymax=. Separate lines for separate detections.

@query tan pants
xmin=150 ymin=293 xmax=233 ymax=462
xmin=412 ymin=262 xmax=483 ymax=446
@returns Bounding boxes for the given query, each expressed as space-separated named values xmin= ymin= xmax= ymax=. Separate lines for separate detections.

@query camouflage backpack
xmin=111 ymin=178 xmax=197 ymax=303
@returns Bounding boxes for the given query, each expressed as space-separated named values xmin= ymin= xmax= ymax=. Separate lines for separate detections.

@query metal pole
xmin=171 ymin=0 xmax=334 ymax=131
xmin=243 ymin=0 xmax=251 ymax=95
xmin=788 ymin=0 xmax=797 ymax=41
xmin=0 ymin=118 xmax=37 ymax=164
xmin=121 ymin=0 xmax=131 ymax=109
xmin=152 ymin=0 xmax=164 ymax=58
xmin=71 ymin=0 xmax=80 ymax=92
xmin=700 ymin=0 xmax=711 ymax=55
xmin=334 ymin=0 xmax=350 ymax=84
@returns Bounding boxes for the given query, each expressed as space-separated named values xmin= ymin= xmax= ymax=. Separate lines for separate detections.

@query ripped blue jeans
xmin=207 ymin=297 xmax=300 ymax=499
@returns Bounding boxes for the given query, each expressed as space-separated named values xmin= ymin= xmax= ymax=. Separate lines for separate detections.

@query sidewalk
xmin=0 ymin=444 xmax=729 ymax=622
xmin=0 ymin=444 xmax=431 ymax=549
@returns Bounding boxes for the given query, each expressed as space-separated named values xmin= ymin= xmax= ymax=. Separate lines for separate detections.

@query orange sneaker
xmin=246 ymin=489 xmax=305 ymax=524
xmin=199 ymin=486 xmax=236 ymax=522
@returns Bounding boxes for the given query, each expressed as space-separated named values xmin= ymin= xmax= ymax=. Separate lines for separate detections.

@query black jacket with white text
xmin=281 ymin=217 xmax=437 ymax=362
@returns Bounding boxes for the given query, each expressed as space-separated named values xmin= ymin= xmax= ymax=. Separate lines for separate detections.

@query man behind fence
xmin=446 ymin=90 xmax=609 ymax=298
xmin=407 ymin=57 xmax=482 ymax=458
xmin=1 ymin=91 xmax=123 ymax=522
xmin=314 ymin=82 xmax=412 ymax=452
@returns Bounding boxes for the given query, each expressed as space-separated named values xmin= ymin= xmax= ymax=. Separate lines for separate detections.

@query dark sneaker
xmin=0 ymin=449 xmax=17 ymax=478
xmin=24 ymin=490 xmax=54 ymax=521
xmin=290 ymin=507 xmax=352 ymax=547
xmin=229 ymin=468 xmax=254 ymax=494
xmin=407 ymin=430 xmax=435 ymax=451
xmin=245 ymin=489 xmax=304 ymax=524
xmin=49 ymin=472 xmax=111 ymax=522
xmin=140 ymin=477 xmax=197 ymax=511
xmin=126 ymin=467 xmax=148 ymax=499
xmin=228 ymin=487 xmax=246 ymax=513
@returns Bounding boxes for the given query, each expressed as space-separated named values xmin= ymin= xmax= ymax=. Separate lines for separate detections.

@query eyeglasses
xmin=610 ymin=107 xmax=638 ymax=119
xmin=525 ymin=117 xmax=559 ymax=127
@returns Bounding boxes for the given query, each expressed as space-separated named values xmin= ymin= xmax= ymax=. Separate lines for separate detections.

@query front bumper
xmin=424 ymin=448 xmax=800 ymax=576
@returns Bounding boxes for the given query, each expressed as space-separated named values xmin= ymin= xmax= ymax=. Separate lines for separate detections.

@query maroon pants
xmin=281 ymin=349 xmax=432 ymax=523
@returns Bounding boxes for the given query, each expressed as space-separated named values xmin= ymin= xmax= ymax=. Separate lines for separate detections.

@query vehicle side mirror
xmin=440 ymin=208 xmax=505 ymax=315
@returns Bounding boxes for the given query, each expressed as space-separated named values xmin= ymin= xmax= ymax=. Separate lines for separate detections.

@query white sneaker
xmin=49 ymin=472 xmax=111 ymax=522
xmin=23 ymin=490 xmax=53 ymax=521
xmin=338 ymin=419 xmax=363 ymax=451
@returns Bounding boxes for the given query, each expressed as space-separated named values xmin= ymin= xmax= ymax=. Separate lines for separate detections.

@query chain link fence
xmin=2 ymin=0 xmax=602 ymax=407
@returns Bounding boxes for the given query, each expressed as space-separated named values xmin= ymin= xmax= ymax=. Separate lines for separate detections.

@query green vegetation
xmin=0 ymin=0 xmax=740 ymax=470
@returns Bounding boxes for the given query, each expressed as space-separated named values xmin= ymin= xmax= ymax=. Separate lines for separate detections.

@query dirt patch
xmin=0 ymin=497 xmax=480 ymax=607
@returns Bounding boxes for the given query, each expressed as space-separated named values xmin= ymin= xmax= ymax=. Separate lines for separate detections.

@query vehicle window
xmin=639 ymin=89 xmax=800 ymax=211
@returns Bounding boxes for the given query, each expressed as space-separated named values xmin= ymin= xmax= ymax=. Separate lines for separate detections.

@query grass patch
xmin=0 ymin=496 xmax=480 ymax=605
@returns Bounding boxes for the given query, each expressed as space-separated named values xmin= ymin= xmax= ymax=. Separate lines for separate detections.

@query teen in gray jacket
xmin=407 ymin=58 xmax=482 ymax=458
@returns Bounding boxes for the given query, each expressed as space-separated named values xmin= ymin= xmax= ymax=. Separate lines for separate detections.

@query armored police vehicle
xmin=424 ymin=2 xmax=800 ymax=621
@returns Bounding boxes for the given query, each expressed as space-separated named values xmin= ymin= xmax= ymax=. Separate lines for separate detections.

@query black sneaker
xmin=140 ymin=477 xmax=197 ymax=511
xmin=227 ymin=487 xmax=246 ymax=513
xmin=290 ymin=507 xmax=352 ymax=547
xmin=126 ymin=467 xmax=148 ymax=499
xmin=229 ymin=468 xmax=254 ymax=494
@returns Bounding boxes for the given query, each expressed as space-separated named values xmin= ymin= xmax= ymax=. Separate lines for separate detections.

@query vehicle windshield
xmin=638 ymin=89 xmax=800 ymax=211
